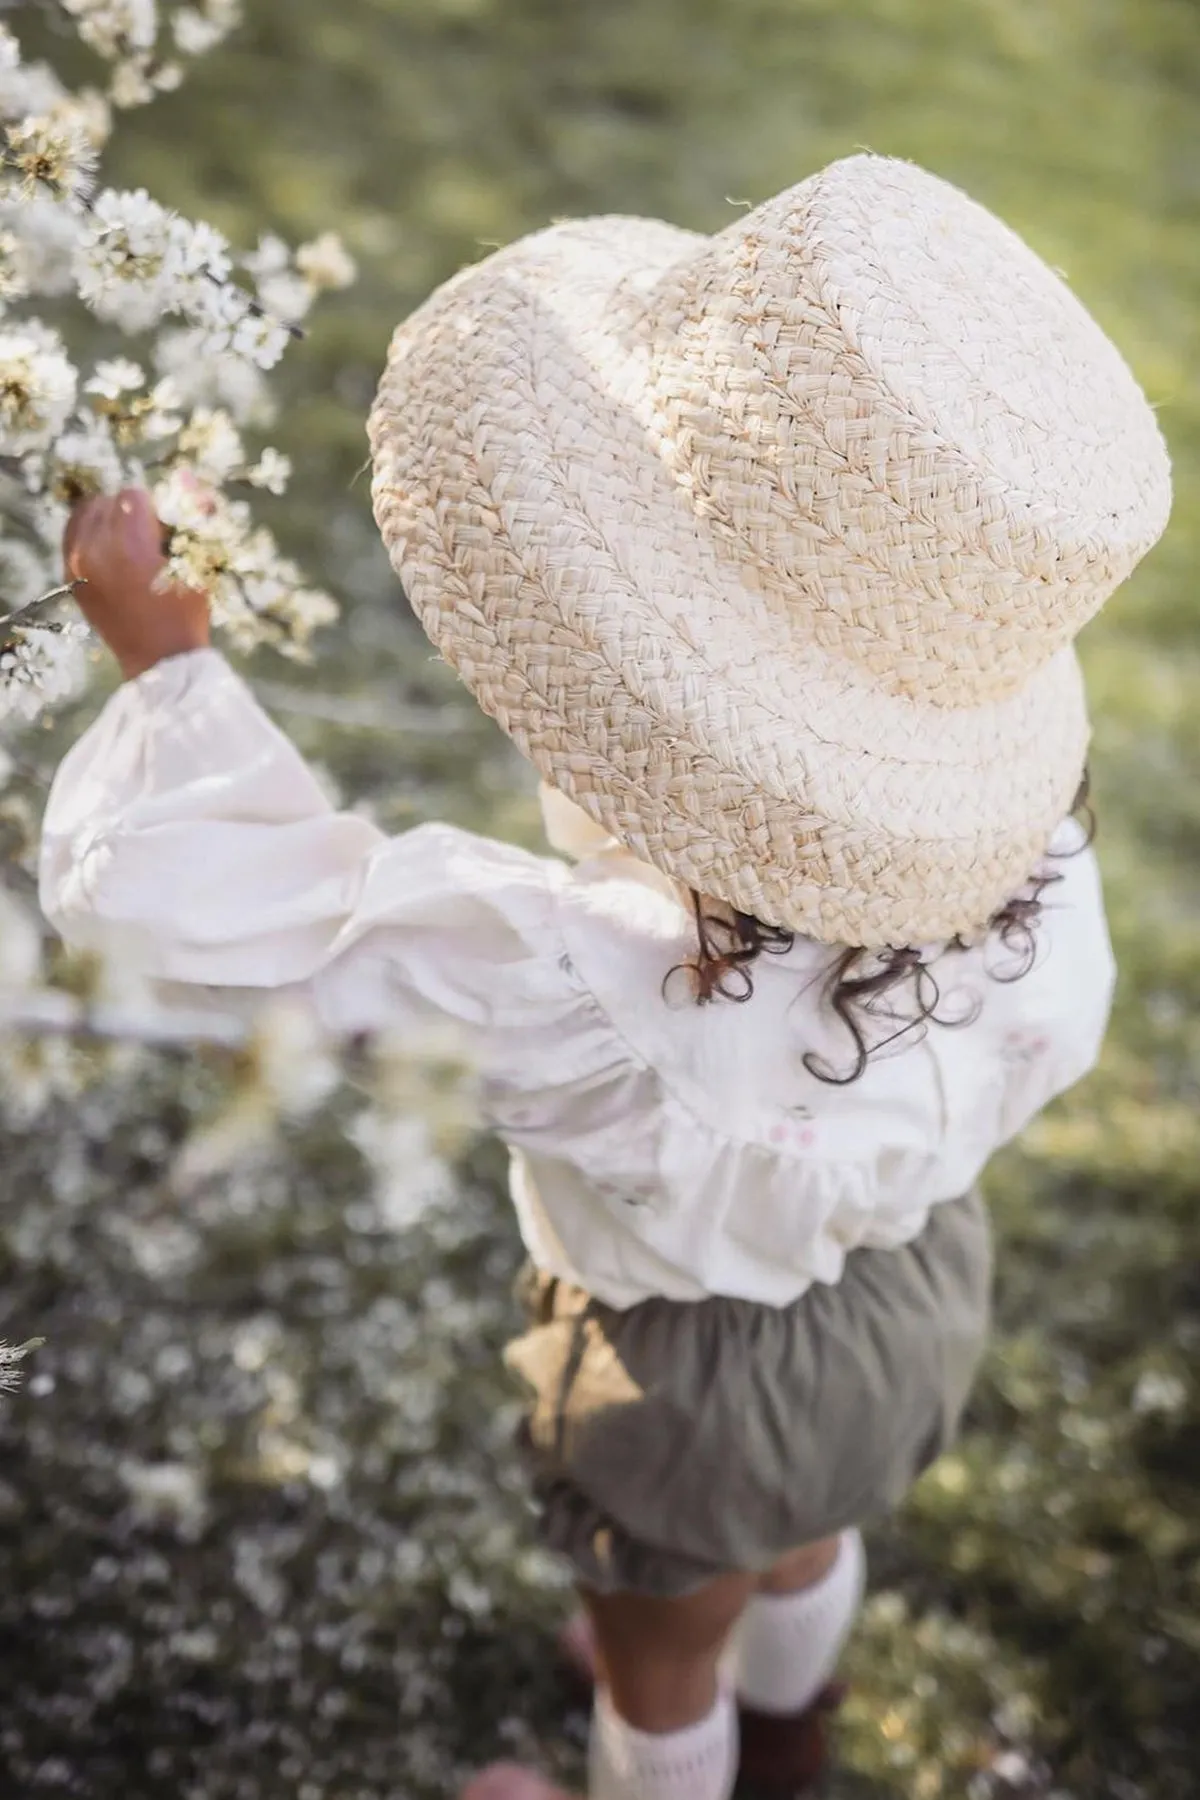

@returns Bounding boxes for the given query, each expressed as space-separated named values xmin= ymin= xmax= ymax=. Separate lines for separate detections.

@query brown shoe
xmin=556 ymin=1613 xmax=844 ymax=1794
xmin=737 ymin=1682 xmax=846 ymax=1794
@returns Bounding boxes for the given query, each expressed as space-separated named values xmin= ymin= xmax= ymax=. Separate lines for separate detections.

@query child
xmin=40 ymin=155 xmax=1170 ymax=1800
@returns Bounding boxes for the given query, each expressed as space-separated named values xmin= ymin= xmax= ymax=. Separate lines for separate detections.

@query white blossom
xmin=153 ymin=468 xmax=256 ymax=621
xmin=173 ymin=8 xmax=227 ymax=57
xmin=202 ymin=0 xmax=242 ymax=31
xmin=168 ymin=0 xmax=241 ymax=61
xmin=0 ymin=321 xmax=77 ymax=454
xmin=1131 ymin=1370 xmax=1188 ymax=1417
xmin=0 ymin=62 xmax=66 ymax=129
xmin=246 ymin=230 xmax=355 ymax=325
xmin=349 ymin=1109 xmax=454 ymax=1234
xmin=296 ymin=231 xmax=357 ymax=293
xmin=61 ymin=0 xmax=160 ymax=61
xmin=155 ymin=327 xmax=274 ymax=424
xmin=65 ymin=89 xmax=114 ymax=153
xmin=0 ymin=620 xmax=90 ymax=724
xmin=170 ymin=215 xmax=232 ymax=290
xmin=5 ymin=111 xmax=99 ymax=204
xmin=154 ymin=458 xmax=234 ymax=534
xmin=246 ymin=447 xmax=290 ymax=494
xmin=75 ymin=186 xmax=175 ymax=327
xmin=135 ymin=374 xmax=185 ymax=441
xmin=76 ymin=201 xmax=232 ymax=336
xmin=229 ymin=311 xmax=292 ymax=370
xmin=0 ymin=0 xmax=400 ymax=1235
xmin=1 ymin=194 xmax=83 ymax=297
xmin=277 ymin=585 xmax=339 ymax=649
xmin=989 ymin=1751 xmax=1033 ymax=1788
xmin=0 ymin=6 xmax=350 ymax=727
xmin=243 ymin=232 xmax=290 ymax=283
xmin=252 ymin=999 xmax=339 ymax=1118
xmin=254 ymin=269 xmax=312 ymax=326
xmin=28 ymin=490 xmax=71 ymax=553
xmin=177 ymin=405 xmax=244 ymax=482
xmin=108 ymin=61 xmax=155 ymax=111
xmin=86 ymin=356 xmax=146 ymax=400
xmin=0 ymin=1027 xmax=79 ymax=1123
xmin=119 ymin=1458 xmax=209 ymax=1539
xmin=229 ymin=523 xmax=298 ymax=597
xmin=0 ymin=227 xmax=27 ymax=309
xmin=151 ymin=61 xmax=185 ymax=96
xmin=41 ymin=412 xmax=127 ymax=500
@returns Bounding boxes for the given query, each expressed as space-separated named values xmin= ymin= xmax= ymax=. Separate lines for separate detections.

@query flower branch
xmin=0 ymin=10 xmax=356 ymax=715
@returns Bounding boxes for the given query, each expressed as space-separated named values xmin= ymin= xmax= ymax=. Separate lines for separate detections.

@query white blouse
xmin=39 ymin=649 xmax=1116 ymax=1311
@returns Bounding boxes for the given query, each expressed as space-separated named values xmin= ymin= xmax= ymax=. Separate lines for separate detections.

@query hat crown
xmin=371 ymin=154 xmax=1172 ymax=946
xmin=637 ymin=156 xmax=1171 ymax=704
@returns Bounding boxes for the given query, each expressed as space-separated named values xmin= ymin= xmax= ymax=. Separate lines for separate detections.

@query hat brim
xmin=369 ymin=215 xmax=1088 ymax=946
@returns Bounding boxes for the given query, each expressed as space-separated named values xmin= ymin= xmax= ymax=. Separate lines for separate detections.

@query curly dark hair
xmin=670 ymin=773 xmax=1096 ymax=1086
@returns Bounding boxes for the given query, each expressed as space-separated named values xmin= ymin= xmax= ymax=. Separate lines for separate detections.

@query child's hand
xmin=63 ymin=488 xmax=211 ymax=681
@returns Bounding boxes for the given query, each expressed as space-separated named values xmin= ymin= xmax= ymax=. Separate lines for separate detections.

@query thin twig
xmin=0 ymin=579 xmax=85 ymax=630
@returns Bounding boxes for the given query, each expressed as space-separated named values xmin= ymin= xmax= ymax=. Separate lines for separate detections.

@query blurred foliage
xmin=2 ymin=1 xmax=1200 ymax=1796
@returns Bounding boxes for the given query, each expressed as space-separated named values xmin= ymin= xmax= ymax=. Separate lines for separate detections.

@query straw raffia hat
xmin=368 ymin=154 xmax=1171 ymax=947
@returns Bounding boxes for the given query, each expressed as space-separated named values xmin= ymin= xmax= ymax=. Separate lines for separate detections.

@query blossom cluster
xmin=0 ymin=9 xmax=355 ymax=722
xmin=60 ymin=1 xmax=243 ymax=111
xmin=0 ymin=5 xmax=393 ymax=1300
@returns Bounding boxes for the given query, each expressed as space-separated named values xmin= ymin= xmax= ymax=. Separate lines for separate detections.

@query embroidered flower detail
xmin=769 ymin=1120 xmax=817 ymax=1149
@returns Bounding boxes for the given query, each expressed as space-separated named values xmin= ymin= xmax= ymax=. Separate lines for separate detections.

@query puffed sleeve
xmin=38 ymin=649 xmax=576 ymax=1039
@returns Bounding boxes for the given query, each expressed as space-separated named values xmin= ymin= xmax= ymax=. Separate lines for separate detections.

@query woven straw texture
xmin=368 ymin=154 xmax=1171 ymax=947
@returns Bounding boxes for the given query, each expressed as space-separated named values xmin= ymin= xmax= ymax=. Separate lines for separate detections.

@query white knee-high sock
xmin=725 ymin=1529 xmax=866 ymax=1716
xmin=588 ymin=1688 xmax=738 ymax=1800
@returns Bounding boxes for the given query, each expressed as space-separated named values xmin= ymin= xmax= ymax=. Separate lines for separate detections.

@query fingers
xmin=116 ymin=486 xmax=159 ymax=547
xmin=89 ymin=498 xmax=128 ymax=594
xmin=63 ymin=488 xmax=164 ymax=586
xmin=63 ymin=493 xmax=104 ymax=581
xmin=117 ymin=487 xmax=167 ymax=575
